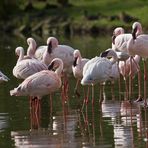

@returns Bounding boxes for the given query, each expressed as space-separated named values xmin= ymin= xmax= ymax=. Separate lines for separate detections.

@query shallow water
xmin=0 ymin=34 xmax=148 ymax=148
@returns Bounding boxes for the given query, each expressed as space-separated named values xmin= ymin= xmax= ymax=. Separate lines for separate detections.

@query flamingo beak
xmin=73 ymin=57 xmax=78 ymax=67
xmin=47 ymin=42 xmax=52 ymax=54
xmin=48 ymin=62 xmax=55 ymax=70
xmin=132 ymin=26 xmax=137 ymax=40
xmin=100 ymin=50 xmax=110 ymax=57
xmin=112 ymin=35 xmax=116 ymax=45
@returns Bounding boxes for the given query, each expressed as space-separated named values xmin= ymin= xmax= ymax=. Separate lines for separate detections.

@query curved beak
xmin=73 ymin=57 xmax=78 ymax=67
xmin=47 ymin=42 xmax=52 ymax=54
xmin=48 ymin=62 xmax=54 ymax=70
xmin=132 ymin=26 xmax=137 ymax=40
xmin=100 ymin=50 xmax=110 ymax=57
xmin=112 ymin=35 xmax=116 ymax=45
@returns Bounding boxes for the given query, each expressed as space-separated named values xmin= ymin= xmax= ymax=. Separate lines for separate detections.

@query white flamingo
xmin=13 ymin=47 xmax=47 ymax=79
xmin=10 ymin=58 xmax=63 ymax=112
xmin=127 ymin=22 xmax=148 ymax=106
xmin=81 ymin=49 xmax=118 ymax=105
xmin=0 ymin=71 xmax=9 ymax=83
xmin=72 ymin=49 xmax=89 ymax=96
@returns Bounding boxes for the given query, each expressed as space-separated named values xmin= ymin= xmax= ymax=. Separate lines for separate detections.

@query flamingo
xmin=13 ymin=47 xmax=48 ymax=79
xmin=72 ymin=49 xmax=89 ymax=96
xmin=0 ymin=71 xmax=9 ymax=83
xmin=81 ymin=49 xmax=118 ymax=105
xmin=40 ymin=37 xmax=75 ymax=98
xmin=127 ymin=22 xmax=148 ymax=106
xmin=112 ymin=23 xmax=142 ymax=99
xmin=35 ymin=37 xmax=75 ymax=74
xmin=10 ymin=58 xmax=63 ymax=112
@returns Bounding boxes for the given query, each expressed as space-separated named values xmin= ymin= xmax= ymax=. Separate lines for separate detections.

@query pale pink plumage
xmin=119 ymin=55 xmax=141 ymax=79
xmin=72 ymin=49 xmax=89 ymax=79
xmin=13 ymin=47 xmax=47 ymax=79
xmin=10 ymin=58 xmax=63 ymax=98
xmin=35 ymin=37 xmax=75 ymax=74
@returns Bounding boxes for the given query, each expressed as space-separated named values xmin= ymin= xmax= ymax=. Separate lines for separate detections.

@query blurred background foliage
xmin=0 ymin=0 xmax=148 ymax=36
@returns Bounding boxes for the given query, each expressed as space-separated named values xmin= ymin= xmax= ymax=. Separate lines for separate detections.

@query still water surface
xmin=0 ymin=34 xmax=148 ymax=148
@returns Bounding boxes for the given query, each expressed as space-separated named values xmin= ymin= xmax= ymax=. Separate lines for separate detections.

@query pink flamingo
xmin=10 ymin=58 xmax=63 ymax=112
xmin=40 ymin=37 xmax=75 ymax=98
xmin=112 ymin=23 xmax=142 ymax=99
xmin=72 ymin=49 xmax=89 ymax=96
xmin=119 ymin=55 xmax=141 ymax=98
xmin=13 ymin=47 xmax=48 ymax=79
xmin=127 ymin=22 xmax=148 ymax=106
xmin=0 ymin=71 xmax=9 ymax=83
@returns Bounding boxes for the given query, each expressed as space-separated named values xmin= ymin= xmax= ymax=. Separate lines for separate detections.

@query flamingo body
xmin=72 ymin=50 xmax=89 ymax=79
xmin=35 ymin=37 xmax=75 ymax=74
xmin=81 ymin=57 xmax=113 ymax=85
xmin=13 ymin=47 xmax=48 ymax=79
xmin=10 ymin=58 xmax=63 ymax=97
xmin=127 ymin=34 xmax=148 ymax=57
xmin=119 ymin=55 xmax=140 ymax=78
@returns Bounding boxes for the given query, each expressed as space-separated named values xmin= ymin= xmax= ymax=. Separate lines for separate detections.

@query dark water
xmin=0 ymin=34 xmax=148 ymax=148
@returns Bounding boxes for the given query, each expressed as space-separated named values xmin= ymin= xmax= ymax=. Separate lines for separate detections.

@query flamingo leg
xmin=129 ymin=56 xmax=133 ymax=99
xmin=143 ymin=59 xmax=147 ymax=107
xmin=74 ymin=79 xmax=80 ymax=97
xmin=117 ymin=61 xmax=121 ymax=99
xmin=124 ymin=61 xmax=129 ymax=100
xmin=92 ymin=84 xmax=94 ymax=106
xmin=82 ymin=86 xmax=90 ymax=111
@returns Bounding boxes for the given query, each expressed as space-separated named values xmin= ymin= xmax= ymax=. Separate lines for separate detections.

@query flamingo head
xmin=132 ymin=25 xmax=138 ymax=40
xmin=48 ymin=58 xmax=63 ymax=71
xmin=113 ymin=27 xmax=124 ymax=36
xmin=73 ymin=57 xmax=78 ymax=67
xmin=132 ymin=22 xmax=142 ymax=37
xmin=100 ymin=49 xmax=111 ymax=58
xmin=27 ymin=37 xmax=37 ymax=49
xmin=15 ymin=47 xmax=24 ymax=58
xmin=47 ymin=37 xmax=59 ymax=54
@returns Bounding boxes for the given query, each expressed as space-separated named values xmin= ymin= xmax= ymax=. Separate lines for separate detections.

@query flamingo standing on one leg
xmin=10 ymin=58 xmax=63 ymax=112
xmin=127 ymin=22 xmax=148 ymax=106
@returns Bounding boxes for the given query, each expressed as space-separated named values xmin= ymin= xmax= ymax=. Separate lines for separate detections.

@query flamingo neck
xmin=77 ymin=54 xmax=82 ymax=66
xmin=27 ymin=41 xmax=36 ymax=58
xmin=55 ymin=61 xmax=63 ymax=77
xmin=17 ymin=48 xmax=25 ymax=62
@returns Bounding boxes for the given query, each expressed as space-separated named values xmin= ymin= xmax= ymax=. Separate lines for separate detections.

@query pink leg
xmin=129 ymin=57 xmax=133 ymax=99
xmin=124 ymin=61 xmax=129 ymax=100
xmin=74 ymin=79 xmax=80 ymax=97
xmin=92 ymin=84 xmax=94 ymax=106
xmin=143 ymin=60 xmax=147 ymax=107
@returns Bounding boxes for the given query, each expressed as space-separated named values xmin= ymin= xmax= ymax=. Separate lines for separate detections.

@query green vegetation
xmin=1 ymin=0 xmax=148 ymax=36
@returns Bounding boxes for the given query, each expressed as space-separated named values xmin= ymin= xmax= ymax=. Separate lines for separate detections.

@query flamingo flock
xmin=1 ymin=21 xmax=145 ymax=112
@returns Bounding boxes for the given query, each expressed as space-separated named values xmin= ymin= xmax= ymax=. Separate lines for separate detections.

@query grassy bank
xmin=1 ymin=0 xmax=148 ymax=36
